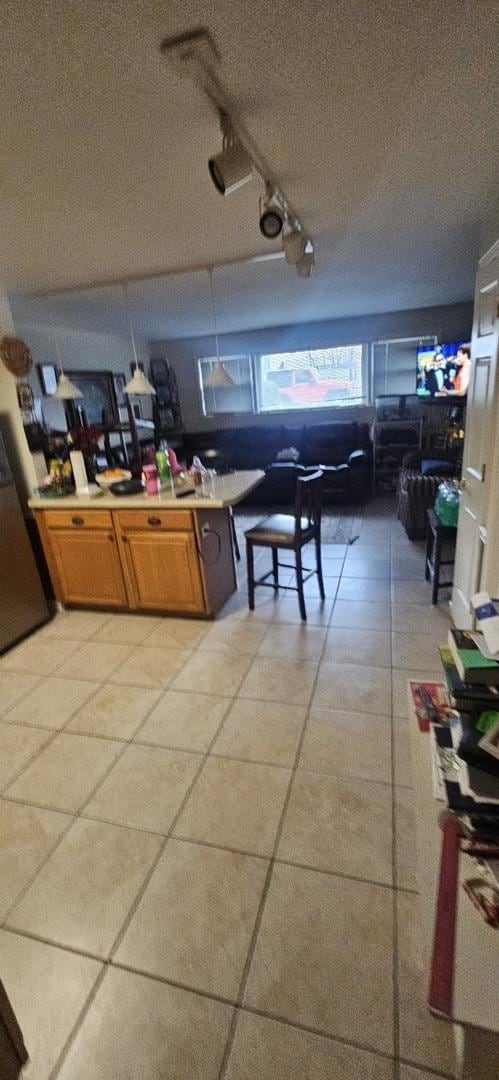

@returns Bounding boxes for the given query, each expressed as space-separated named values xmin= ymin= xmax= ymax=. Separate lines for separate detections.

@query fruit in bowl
xmin=95 ymin=468 xmax=132 ymax=488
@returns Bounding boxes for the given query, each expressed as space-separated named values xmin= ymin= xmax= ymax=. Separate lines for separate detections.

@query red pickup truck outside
xmin=266 ymin=367 xmax=351 ymax=406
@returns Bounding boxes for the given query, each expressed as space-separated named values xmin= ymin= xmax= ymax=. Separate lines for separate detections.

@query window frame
xmin=254 ymin=343 xmax=368 ymax=414
xmin=197 ymin=354 xmax=256 ymax=418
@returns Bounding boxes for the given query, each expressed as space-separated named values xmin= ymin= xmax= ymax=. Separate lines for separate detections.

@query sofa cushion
xmin=420 ymin=458 xmax=457 ymax=477
xmin=301 ymin=422 xmax=358 ymax=465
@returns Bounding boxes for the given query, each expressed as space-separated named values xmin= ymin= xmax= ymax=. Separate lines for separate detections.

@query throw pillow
xmin=420 ymin=458 xmax=457 ymax=477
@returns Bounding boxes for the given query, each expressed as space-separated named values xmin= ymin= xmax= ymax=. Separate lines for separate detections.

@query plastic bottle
xmin=142 ymin=463 xmax=160 ymax=496
xmin=156 ymin=441 xmax=171 ymax=486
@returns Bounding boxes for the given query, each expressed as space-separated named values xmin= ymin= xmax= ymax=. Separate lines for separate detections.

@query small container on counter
xmin=142 ymin=463 xmax=160 ymax=496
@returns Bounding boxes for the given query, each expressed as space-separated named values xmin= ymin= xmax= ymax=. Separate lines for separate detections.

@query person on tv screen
xmin=437 ymin=345 xmax=471 ymax=397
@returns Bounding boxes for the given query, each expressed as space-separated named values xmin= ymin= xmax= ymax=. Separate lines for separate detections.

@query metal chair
xmin=244 ymin=470 xmax=325 ymax=621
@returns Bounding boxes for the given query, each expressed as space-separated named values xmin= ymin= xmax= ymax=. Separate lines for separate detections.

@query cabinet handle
xmin=121 ymin=535 xmax=128 ymax=543
xmin=71 ymin=516 xmax=84 ymax=526
xmin=108 ymin=534 xmax=114 ymax=542
xmin=147 ymin=516 xmax=162 ymax=526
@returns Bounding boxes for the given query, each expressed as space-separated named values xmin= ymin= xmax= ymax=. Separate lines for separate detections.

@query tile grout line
xmin=0 ymin=676 xmax=177 ymax=929
xmin=216 ymin=550 xmax=352 ymax=1079
xmin=390 ymin=528 xmax=402 ymax=1080
xmin=47 ymin=692 xmax=235 ymax=1080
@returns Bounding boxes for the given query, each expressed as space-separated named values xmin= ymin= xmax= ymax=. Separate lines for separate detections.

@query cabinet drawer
xmin=44 ymin=509 xmax=113 ymax=530
xmin=115 ymin=509 xmax=193 ymax=532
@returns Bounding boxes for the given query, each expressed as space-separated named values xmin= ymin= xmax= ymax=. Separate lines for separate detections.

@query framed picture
xmin=113 ymin=373 xmax=127 ymax=408
xmin=17 ymin=381 xmax=34 ymax=409
xmin=37 ymin=364 xmax=58 ymax=396
xmin=65 ymin=370 xmax=119 ymax=425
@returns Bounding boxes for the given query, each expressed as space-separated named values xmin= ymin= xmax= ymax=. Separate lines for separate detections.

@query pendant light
xmin=53 ymin=332 xmax=82 ymax=399
xmin=203 ymin=267 xmax=235 ymax=389
xmin=123 ymin=284 xmax=156 ymax=396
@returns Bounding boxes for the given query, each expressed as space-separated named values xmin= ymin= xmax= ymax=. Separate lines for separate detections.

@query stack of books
xmin=436 ymin=630 xmax=499 ymax=826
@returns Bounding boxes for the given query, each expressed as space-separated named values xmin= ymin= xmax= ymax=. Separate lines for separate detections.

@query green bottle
xmin=156 ymin=442 xmax=171 ymax=485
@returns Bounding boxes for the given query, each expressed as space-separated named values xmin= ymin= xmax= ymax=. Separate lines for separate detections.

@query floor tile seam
xmin=0 ymin=673 xmax=46 ymax=719
xmin=388 ymin=558 xmax=402 ymax=1073
xmin=105 ymin=651 xmax=197 ymax=691
xmin=48 ymin=962 xmax=108 ymax=1080
xmin=217 ymin=605 xmax=337 ymax=1079
xmin=105 ymin=693 xmax=235 ymax=964
xmin=239 ymin=1001 xmax=398 ymax=1063
xmin=284 ymin=762 xmax=395 ymax=788
xmin=0 ymin=810 xmax=77 ymax=927
xmin=0 ymin=726 xmax=60 ymax=799
xmin=293 ymin=761 xmax=394 ymax=785
xmin=1 ymin=684 xmax=176 ymax=923
xmin=397 ymin=1058 xmax=454 ymax=1079
xmin=34 ymin=947 xmax=401 ymax=1069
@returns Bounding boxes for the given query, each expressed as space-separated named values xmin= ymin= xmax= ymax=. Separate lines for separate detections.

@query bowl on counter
xmin=95 ymin=469 xmax=132 ymax=489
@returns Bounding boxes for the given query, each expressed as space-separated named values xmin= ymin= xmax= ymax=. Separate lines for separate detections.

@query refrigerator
xmin=0 ymin=431 xmax=49 ymax=652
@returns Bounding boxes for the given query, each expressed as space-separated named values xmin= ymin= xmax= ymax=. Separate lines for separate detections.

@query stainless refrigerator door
xmin=0 ymin=483 xmax=49 ymax=652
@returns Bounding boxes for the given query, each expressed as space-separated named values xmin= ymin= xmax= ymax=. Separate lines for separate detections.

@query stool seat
xmin=244 ymin=471 xmax=324 ymax=622
xmin=245 ymin=514 xmax=313 ymax=546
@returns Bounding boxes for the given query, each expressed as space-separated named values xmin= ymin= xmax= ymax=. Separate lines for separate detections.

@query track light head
xmin=208 ymin=120 xmax=253 ymax=195
xmin=282 ymin=221 xmax=306 ymax=265
xmin=259 ymin=186 xmax=284 ymax=239
xmin=296 ymin=241 xmax=315 ymax=278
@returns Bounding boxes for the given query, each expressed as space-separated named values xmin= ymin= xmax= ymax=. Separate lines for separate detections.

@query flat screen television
xmin=416 ymin=341 xmax=470 ymax=399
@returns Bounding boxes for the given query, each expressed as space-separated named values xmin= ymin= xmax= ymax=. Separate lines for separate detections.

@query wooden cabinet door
xmin=48 ymin=529 xmax=128 ymax=607
xmin=121 ymin=531 xmax=205 ymax=613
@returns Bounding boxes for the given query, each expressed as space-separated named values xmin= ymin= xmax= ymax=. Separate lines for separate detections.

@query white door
xmin=451 ymin=242 xmax=499 ymax=628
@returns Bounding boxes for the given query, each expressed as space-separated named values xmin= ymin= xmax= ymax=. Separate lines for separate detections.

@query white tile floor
xmin=0 ymin=498 xmax=457 ymax=1079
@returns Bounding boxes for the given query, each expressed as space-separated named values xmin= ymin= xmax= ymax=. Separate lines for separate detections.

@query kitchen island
xmin=29 ymin=470 xmax=264 ymax=618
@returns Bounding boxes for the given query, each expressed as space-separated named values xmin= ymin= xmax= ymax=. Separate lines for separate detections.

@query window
xmin=198 ymin=355 xmax=254 ymax=416
xmin=256 ymin=345 xmax=365 ymax=412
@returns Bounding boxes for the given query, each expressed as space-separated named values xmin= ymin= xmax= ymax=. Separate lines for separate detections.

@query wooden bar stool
xmin=425 ymin=507 xmax=457 ymax=604
xmin=244 ymin=470 xmax=324 ymax=621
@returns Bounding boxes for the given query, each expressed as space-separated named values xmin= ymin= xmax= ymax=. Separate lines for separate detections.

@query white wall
xmin=0 ymin=292 xmax=38 ymax=504
xmin=151 ymin=301 xmax=473 ymax=432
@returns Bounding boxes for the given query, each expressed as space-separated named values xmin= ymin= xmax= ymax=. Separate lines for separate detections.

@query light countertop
xmin=28 ymin=469 xmax=265 ymax=512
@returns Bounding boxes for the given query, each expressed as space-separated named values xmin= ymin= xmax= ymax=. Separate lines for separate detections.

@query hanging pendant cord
xmin=208 ymin=266 xmax=220 ymax=362
xmin=124 ymin=282 xmax=139 ymax=369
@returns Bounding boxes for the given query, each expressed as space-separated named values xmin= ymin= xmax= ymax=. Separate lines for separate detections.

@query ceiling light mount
xmin=161 ymin=27 xmax=314 ymax=279
xmin=259 ymin=184 xmax=284 ymax=239
xmin=208 ymin=112 xmax=253 ymax=196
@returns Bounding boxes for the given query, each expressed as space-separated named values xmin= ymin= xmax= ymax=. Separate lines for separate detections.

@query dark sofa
xmin=180 ymin=421 xmax=371 ymax=505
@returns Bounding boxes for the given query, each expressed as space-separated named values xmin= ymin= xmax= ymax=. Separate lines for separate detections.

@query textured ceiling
xmin=2 ymin=0 xmax=498 ymax=333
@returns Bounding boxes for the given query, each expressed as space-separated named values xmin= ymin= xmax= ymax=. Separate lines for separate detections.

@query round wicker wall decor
xmin=0 ymin=336 xmax=33 ymax=377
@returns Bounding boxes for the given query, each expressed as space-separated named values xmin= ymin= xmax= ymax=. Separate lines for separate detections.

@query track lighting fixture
xmin=282 ymin=221 xmax=306 ymax=265
xmin=162 ymin=29 xmax=314 ymax=276
xmin=259 ymin=186 xmax=284 ymax=239
xmin=296 ymin=241 xmax=315 ymax=278
xmin=208 ymin=114 xmax=253 ymax=196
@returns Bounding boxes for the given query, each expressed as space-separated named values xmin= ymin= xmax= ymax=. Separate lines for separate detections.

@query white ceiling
xmin=2 ymin=0 xmax=498 ymax=336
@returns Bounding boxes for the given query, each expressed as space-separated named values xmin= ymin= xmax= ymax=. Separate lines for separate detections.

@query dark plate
xmin=109 ymin=478 xmax=145 ymax=496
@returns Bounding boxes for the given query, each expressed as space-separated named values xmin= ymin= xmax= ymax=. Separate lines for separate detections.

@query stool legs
xmin=432 ymin=531 xmax=442 ymax=605
xmin=247 ymin=541 xmax=255 ymax=610
xmin=272 ymin=548 xmax=279 ymax=590
xmin=295 ymin=547 xmax=307 ymax=621
xmin=315 ymin=531 xmax=325 ymax=601
xmin=230 ymin=510 xmax=241 ymax=562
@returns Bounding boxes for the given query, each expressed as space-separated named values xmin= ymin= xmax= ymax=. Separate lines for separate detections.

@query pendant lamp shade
xmin=123 ymin=283 xmax=156 ymax=396
xmin=54 ymin=372 xmax=83 ymax=400
xmin=124 ymin=366 xmax=156 ymax=396
xmin=52 ymin=332 xmax=83 ymax=399
xmin=204 ymin=267 xmax=235 ymax=389
xmin=203 ymin=360 xmax=235 ymax=388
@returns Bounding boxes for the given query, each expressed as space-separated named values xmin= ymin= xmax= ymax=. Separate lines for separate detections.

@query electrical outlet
xmin=201 ymin=523 xmax=211 ymax=538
